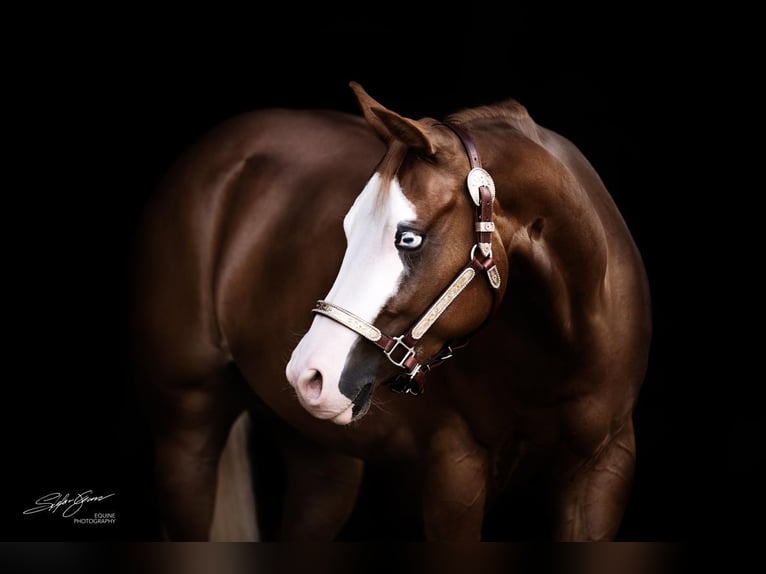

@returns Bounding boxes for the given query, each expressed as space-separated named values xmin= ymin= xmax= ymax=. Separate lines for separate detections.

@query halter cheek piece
xmin=312 ymin=122 xmax=501 ymax=395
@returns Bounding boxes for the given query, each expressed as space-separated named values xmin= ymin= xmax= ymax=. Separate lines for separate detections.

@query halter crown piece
xmin=312 ymin=122 xmax=501 ymax=395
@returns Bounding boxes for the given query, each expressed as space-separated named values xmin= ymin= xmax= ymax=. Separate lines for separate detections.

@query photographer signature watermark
xmin=23 ymin=490 xmax=117 ymax=524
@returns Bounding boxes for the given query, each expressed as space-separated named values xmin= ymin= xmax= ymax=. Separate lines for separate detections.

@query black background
xmin=3 ymin=4 xmax=755 ymax=541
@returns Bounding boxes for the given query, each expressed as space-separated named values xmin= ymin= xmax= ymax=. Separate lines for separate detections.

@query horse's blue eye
xmin=396 ymin=231 xmax=423 ymax=250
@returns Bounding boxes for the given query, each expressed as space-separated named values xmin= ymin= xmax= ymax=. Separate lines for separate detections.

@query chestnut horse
xmin=131 ymin=82 xmax=651 ymax=541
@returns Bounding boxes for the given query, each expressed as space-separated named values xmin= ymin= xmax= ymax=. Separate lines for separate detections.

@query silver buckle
xmin=466 ymin=167 xmax=496 ymax=206
xmin=385 ymin=336 xmax=416 ymax=368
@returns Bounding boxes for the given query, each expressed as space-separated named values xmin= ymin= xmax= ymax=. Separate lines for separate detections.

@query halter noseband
xmin=312 ymin=122 xmax=501 ymax=395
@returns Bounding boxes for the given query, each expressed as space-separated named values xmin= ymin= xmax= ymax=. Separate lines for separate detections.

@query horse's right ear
xmin=349 ymin=81 xmax=394 ymax=142
xmin=349 ymin=81 xmax=437 ymax=156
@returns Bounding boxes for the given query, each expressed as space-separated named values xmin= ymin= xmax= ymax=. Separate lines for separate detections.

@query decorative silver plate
xmin=466 ymin=167 xmax=496 ymax=206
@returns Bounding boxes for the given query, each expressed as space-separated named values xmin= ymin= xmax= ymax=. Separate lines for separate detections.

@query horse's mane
xmin=375 ymin=100 xmax=538 ymax=205
xmin=445 ymin=99 xmax=540 ymax=142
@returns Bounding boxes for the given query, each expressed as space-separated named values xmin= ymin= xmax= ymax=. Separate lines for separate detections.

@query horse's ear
xmin=349 ymin=81 xmax=437 ymax=156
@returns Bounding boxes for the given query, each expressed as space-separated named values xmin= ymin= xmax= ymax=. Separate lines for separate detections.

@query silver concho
xmin=466 ymin=167 xmax=496 ymax=206
xmin=487 ymin=264 xmax=502 ymax=289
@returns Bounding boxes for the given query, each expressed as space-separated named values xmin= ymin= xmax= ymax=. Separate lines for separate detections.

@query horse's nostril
xmin=299 ymin=369 xmax=323 ymax=403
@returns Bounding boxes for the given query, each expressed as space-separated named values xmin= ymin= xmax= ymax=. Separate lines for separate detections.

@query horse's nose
xmin=295 ymin=368 xmax=323 ymax=405
xmin=285 ymin=333 xmax=356 ymax=421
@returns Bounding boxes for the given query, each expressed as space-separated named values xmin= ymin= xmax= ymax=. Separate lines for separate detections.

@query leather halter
xmin=312 ymin=122 xmax=501 ymax=395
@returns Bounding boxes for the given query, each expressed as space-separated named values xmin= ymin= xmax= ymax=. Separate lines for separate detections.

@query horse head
xmin=285 ymin=82 xmax=509 ymax=424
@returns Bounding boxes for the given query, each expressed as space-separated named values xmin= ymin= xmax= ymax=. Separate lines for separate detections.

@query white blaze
xmin=285 ymin=174 xmax=416 ymax=424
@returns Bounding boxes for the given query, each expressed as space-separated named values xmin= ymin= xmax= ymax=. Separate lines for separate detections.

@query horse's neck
xmin=486 ymin=127 xmax=609 ymax=333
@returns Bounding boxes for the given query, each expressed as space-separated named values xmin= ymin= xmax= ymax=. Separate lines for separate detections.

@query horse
xmin=130 ymin=82 xmax=651 ymax=541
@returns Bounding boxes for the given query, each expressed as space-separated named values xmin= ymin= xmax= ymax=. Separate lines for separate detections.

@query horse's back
xmin=131 ymin=108 xmax=386 ymax=378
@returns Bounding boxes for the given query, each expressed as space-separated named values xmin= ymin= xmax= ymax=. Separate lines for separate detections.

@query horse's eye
xmin=395 ymin=230 xmax=423 ymax=251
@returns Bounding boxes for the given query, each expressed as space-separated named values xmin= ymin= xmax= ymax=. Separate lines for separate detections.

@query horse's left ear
xmin=349 ymin=81 xmax=438 ymax=156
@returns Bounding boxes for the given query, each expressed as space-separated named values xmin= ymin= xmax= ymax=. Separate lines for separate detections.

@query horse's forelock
xmin=374 ymin=141 xmax=408 ymax=208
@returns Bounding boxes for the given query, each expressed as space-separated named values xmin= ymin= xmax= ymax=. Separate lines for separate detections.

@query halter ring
xmin=470 ymin=243 xmax=492 ymax=261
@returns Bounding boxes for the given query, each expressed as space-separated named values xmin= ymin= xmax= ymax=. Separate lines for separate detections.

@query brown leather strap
xmin=392 ymin=123 xmax=504 ymax=389
xmin=478 ymin=186 xmax=493 ymax=250
xmin=444 ymin=122 xmax=495 ymax=254
xmin=447 ymin=122 xmax=482 ymax=169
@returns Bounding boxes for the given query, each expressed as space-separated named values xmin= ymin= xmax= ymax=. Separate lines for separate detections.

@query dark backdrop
xmin=4 ymin=4 xmax=750 ymax=541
